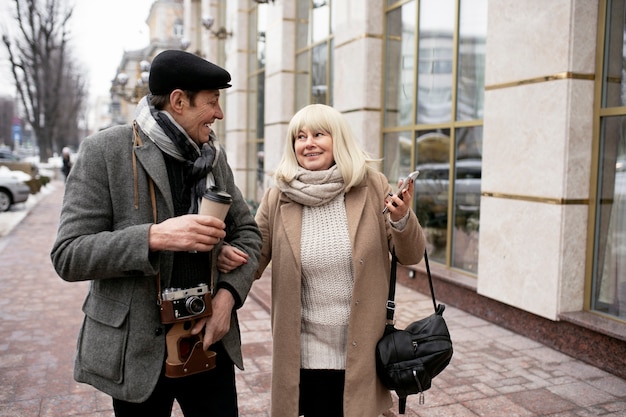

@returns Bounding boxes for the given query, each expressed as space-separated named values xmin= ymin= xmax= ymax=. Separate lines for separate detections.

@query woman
xmin=219 ymin=104 xmax=426 ymax=416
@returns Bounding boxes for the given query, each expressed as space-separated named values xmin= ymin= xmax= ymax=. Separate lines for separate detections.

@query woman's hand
xmin=217 ymin=244 xmax=249 ymax=273
xmin=384 ymin=178 xmax=414 ymax=222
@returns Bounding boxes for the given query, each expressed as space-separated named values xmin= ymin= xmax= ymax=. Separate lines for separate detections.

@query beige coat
xmin=255 ymin=170 xmax=426 ymax=417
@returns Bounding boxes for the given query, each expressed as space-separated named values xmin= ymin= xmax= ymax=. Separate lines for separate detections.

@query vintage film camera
xmin=160 ymin=283 xmax=213 ymax=324
xmin=160 ymin=283 xmax=216 ymax=378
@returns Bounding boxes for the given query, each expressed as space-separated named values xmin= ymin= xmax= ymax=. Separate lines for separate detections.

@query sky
xmin=0 ymin=0 xmax=155 ymax=100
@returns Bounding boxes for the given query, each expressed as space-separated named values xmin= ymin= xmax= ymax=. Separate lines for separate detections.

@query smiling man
xmin=51 ymin=50 xmax=262 ymax=417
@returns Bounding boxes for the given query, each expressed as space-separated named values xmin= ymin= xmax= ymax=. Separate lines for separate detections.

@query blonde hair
xmin=274 ymin=104 xmax=376 ymax=191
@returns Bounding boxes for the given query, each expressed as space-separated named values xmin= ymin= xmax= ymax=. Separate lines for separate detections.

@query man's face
xmin=177 ymin=90 xmax=224 ymax=145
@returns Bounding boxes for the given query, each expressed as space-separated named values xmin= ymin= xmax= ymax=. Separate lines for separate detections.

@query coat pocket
xmin=77 ymin=292 xmax=130 ymax=384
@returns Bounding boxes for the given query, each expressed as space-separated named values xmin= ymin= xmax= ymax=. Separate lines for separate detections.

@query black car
xmin=414 ymin=159 xmax=481 ymax=229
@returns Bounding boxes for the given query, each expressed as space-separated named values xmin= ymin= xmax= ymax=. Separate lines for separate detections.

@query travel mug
xmin=199 ymin=188 xmax=232 ymax=221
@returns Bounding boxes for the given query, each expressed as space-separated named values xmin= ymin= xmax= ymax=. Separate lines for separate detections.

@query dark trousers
xmin=113 ymin=343 xmax=237 ymax=417
xmin=299 ymin=369 xmax=345 ymax=417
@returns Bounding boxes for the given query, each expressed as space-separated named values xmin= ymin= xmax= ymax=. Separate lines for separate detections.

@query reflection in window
xmin=383 ymin=0 xmax=486 ymax=273
xmin=247 ymin=3 xmax=268 ymax=206
xmin=457 ymin=0 xmax=487 ymax=120
xmin=417 ymin=0 xmax=454 ymax=125
xmin=594 ymin=117 xmax=626 ymax=319
xmin=296 ymin=0 xmax=333 ymax=107
xmin=592 ymin=0 xmax=626 ymax=320
xmin=601 ymin=0 xmax=626 ymax=108
xmin=415 ymin=130 xmax=451 ymax=264
xmin=312 ymin=0 xmax=330 ymax=43
xmin=311 ymin=43 xmax=328 ymax=104
xmin=452 ymin=127 xmax=482 ymax=273
xmin=384 ymin=1 xmax=416 ymax=127
xmin=383 ymin=131 xmax=413 ymax=184
xmin=174 ymin=19 xmax=184 ymax=38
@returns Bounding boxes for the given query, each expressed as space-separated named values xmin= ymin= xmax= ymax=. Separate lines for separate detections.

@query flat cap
xmin=149 ymin=50 xmax=231 ymax=95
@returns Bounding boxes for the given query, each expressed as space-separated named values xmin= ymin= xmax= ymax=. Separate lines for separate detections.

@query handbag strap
xmin=385 ymin=249 xmax=437 ymax=323
xmin=385 ymin=249 xmax=398 ymax=324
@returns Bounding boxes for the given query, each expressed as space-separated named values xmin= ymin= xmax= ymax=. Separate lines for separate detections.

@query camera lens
xmin=185 ymin=296 xmax=206 ymax=315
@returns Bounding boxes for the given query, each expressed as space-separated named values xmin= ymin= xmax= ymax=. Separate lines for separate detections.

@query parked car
xmin=0 ymin=167 xmax=31 ymax=212
xmin=0 ymin=149 xmax=38 ymax=176
xmin=0 ymin=149 xmax=21 ymax=162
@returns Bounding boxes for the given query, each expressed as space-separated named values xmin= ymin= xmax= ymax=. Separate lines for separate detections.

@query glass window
xmin=593 ymin=0 xmax=626 ymax=319
xmin=451 ymin=126 xmax=482 ymax=273
xmin=384 ymin=2 xmax=416 ymax=127
xmin=457 ymin=0 xmax=487 ymax=121
xmin=247 ymin=3 xmax=268 ymax=206
xmin=311 ymin=43 xmax=328 ymax=104
xmin=415 ymin=129 xmax=451 ymax=264
xmin=174 ymin=19 xmax=184 ymax=38
xmin=383 ymin=0 xmax=486 ymax=273
xmin=383 ymin=131 xmax=413 ymax=183
xmin=296 ymin=0 xmax=333 ymax=107
xmin=592 ymin=116 xmax=626 ymax=318
xmin=312 ymin=0 xmax=330 ymax=43
xmin=417 ymin=0 xmax=454 ymax=125
xmin=601 ymin=0 xmax=626 ymax=108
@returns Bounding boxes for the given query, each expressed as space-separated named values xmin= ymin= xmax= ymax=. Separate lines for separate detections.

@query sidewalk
xmin=0 ymin=181 xmax=625 ymax=417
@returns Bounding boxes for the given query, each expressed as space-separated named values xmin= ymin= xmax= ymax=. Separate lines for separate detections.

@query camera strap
xmin=133 ymin=122 xmax=163 ymax=305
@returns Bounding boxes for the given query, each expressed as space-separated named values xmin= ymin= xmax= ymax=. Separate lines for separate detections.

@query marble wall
xmin=477 ymin=0 xmax=598 ymax=320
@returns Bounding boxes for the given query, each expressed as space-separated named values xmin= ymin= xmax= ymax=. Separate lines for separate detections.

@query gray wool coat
xmin=50 ymin=124 xmax=262 ymax=402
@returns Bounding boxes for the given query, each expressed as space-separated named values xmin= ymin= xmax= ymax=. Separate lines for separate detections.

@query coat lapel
xmin=345 ymin=182 xmax=368 ymax=247
xmin=279 ymin=194 xmax=303 ymax=272
xmin=133 ymin=140 xmax=174 ymax=216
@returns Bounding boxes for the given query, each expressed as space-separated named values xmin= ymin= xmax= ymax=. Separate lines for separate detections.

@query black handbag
xmin=375 ymin=250 xmax=453 ymax=414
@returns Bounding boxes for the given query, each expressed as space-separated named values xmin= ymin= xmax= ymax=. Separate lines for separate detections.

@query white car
xmin=0 ymin=167 xmax=31 ymax=212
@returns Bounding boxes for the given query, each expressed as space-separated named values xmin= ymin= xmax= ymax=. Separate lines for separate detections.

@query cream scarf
xmin=277 ymin=165 xmax=345 ymax=207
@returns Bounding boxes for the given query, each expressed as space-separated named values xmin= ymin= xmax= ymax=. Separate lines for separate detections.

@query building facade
xmin=113 ymin=0 xmax=626 ymax=377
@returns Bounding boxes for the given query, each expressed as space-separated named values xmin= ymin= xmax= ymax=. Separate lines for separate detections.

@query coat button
xmin=352 ymin=341 xmax=357 ymax=347
xmin=155 ymin=327 xmax=163 ymax=336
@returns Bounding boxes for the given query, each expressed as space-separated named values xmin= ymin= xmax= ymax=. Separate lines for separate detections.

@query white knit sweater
xmin=300 ymin=193 xmax=354 ymax=369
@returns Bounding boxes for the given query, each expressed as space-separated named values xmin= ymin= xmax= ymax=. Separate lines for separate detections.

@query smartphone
xmin=382 ymin=170 xmax=420 ymax=214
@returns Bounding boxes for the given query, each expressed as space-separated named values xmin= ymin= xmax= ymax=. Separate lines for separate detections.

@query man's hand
xmin=191 ymin=289 xmax=235 ymax=350
xmin=149 ymin=214 xmax=226 ymax=252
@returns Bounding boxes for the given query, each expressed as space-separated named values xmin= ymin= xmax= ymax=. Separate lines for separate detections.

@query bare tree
xmin=2 ymin=0 xmax=86 ymax=161
xmin=56 ymin=54 xmax=87 ymax=151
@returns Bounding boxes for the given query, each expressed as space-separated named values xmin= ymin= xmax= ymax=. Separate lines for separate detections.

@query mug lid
xmin=202 ymin=188 xmax=232 ymax=204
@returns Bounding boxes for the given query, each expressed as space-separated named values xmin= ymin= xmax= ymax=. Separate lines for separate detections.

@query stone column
xmin=477 ymin=0 xmax=598 ymax=319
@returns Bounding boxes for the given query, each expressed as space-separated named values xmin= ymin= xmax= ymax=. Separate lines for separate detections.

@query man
xmin=51 ymin=50 xmax=262 ymax=417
